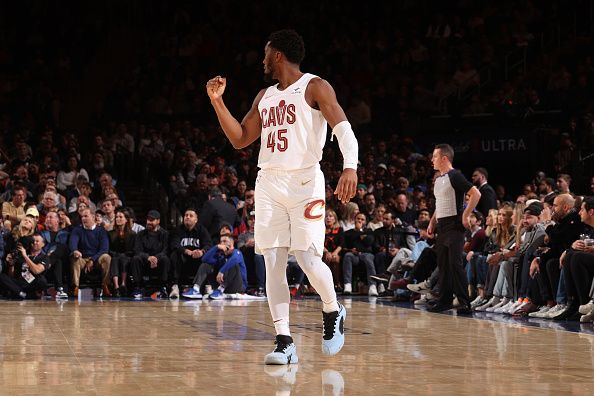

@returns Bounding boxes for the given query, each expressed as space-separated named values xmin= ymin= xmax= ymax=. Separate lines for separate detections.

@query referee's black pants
xmin=436 ymin=216 xmax=470 ymax=307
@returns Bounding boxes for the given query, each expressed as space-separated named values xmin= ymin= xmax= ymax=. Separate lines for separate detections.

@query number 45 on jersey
xmin=266 ymin=129 xmax=288 ymax=152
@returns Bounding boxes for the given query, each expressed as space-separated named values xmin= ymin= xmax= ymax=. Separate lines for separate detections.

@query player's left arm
xmin=307 ymin=78 xmax=358 ymax=203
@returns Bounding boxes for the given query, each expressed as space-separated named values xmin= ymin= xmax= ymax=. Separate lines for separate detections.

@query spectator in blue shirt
xmin=182 ymin=235 xmax=247 ymax=299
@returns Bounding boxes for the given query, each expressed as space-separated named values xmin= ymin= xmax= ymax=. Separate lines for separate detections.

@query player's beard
xmin=263 ymin=70 xmax=274 ymax=84
xmin=263 ymin=61 xmax=275 ymax=83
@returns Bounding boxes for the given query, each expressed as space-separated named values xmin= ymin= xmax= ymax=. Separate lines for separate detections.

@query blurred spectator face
xmin=364 ymin=194 xmax=375 ymax=207
xmin=522 ymin=184 xmax=533 ymax=195
xmin=374 ymin=179 xmax=384 ymax=190
xmin=220 ymin=225 xmax=232 ymax=236
xmin=101 ymin=200 xmax=114 ymax=215
xmin=146 ymin=216 xmax=160 ymax=231
xmin=396 ymin=177 xmax=409 ymax=191
xmin=106 ymin=193 xmax=119 ymax=206
xmin=591 ymin=176 xmax=594 ymax=194
xmin=373 ymin=206 xmax=386 ymax=222
xmin=556 ymin=177 xmax=570 ymax=193
xmin=237 ymin=180 xmax=247 ymax=195
xmin=94 ymin=135 xmax=104 ymax=146
xmin=579 ymin=201 xmax=593 ymax=223
xmin=183 ymin=209 xmax=198 ymax=229
xmin=220 ymin=235 xmax=234 ymax=253
xmin=471 ymin=170 xmax=484 ymax=186
xmin=395 ymin=194 xmax=408 ymax=212
xmin=67 ymin=156 xmax=78 ymax=170
xmin=81 ymin=209 xmax=95 ymax=228
xmin=115 ymin=211 xmax=128 ymax=228
xmin=12 ymin=189 xmax=26 ymax=206
xmin=99 ymin=173 xmax=112 ymax=188
xmin=418 ymin=209 xmax=430 ymax=222
xmin=43 ymin=192 xmax=57 ymax=209
xmin=356 ymin=186 xmax=367 ymax=199
xmin=325 ymin=211 xmax=337 ymax=227
xmin=382 ymin=212 xmax=394 ymax=227
xmin=15 ymin=165 xmax=28 ymax=180
xmin=354 ymin=213 xmax=367 ymax=230
xmin=208 ymin=176 xmax=219 ymax=188
xmin=45 ymin=211 xmax=60 ymax=230
xmin=523 ymin=212 xmax=539 ymax=229
xmin=244 ymin=190 xmax=255 ymax=206
xmin=516 ymin=195 xmax=527 ymax=205
xmin=552 ymin=196 xmax=572 ymax=221
xmin=468 ymin=213 xmax=481 ymax=228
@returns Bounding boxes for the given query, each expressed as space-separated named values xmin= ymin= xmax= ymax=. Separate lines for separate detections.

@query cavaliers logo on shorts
xmin=304 ymin=199 xmax=325 ymax=221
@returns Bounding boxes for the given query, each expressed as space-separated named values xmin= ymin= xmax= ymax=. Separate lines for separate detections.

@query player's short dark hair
xmin=435 ymin=143 xmax=454 ymax=162
xmin=268 ymin=29 xmax=305 ymax=64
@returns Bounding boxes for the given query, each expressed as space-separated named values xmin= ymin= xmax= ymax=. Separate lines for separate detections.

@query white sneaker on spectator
xmin=487 ymin=297 xmax=509 ymax=312
xmin=475 ymin=296 xmax=499 ymax=312
xmin=545 ymin=304 xmax=568 ymax=319
xmin=493 ymin=298 xmax=512 ymax=313
xmin=580 ymin=310 xmax=594 ymax=323
xmin=452 ymin=297 xmax=461 ymax=307
xmin=368 ymin=284 xmax=378 ymax=297
xmin=343 ymin=283 xmax=352 ymax=295
xmin=470 ymin=295 xmax=484 ymax=307
xmin=579 ymin=300 xmax=594 ymax=315
xmin=529 ymin=305 xmax=552 ymax=318
xmin=169 ymin=284 xmax=179 ymax=299
xmin=505 ymin=299 xmax=524 ymax=314
xmin=407 ymin=280 xmax=431 ymax=294
xmin=414 ymin=294 xmax=430 ymax=305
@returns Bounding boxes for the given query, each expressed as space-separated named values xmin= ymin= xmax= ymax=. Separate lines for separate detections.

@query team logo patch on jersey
xmin=304 ymin=199 xmax=325 ymax=220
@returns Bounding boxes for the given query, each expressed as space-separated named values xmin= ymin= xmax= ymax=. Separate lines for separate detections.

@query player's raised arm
xmin=206 ymin=75 xmax=264 ymax=149
xmin=307 ymin=78 xmax=358 ymax=203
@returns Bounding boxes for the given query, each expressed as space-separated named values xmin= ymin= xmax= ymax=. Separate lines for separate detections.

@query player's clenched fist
xmin=206 ymin=76 xmax=227 ymax=100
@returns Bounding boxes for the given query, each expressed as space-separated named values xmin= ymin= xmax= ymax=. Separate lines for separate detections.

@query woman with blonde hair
xmin=468 ymin=208 xmax=499 ymax=307
xmin=323 ymin=209 xmax=343 ymax=291
xmin=339 ymin=202 xmax=359 ymax=231
xmin=4 ymin=217 xmax=37 ymax=276
xmin=475 ymin=205 xmax=517 ymax=311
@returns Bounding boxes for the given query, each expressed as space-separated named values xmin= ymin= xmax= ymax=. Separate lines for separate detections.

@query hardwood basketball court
xmin=0 ymin=297 xmax=592 ymax=395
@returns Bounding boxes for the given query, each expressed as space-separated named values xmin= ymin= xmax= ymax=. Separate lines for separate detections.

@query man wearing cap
xmin=69 ymin=208 xmax=111 ymax=297
xmin=129 ymin=210 xmax=170 ymax=299
xmin=2 ymin=186 xmax=26 ymax=230
xmin=169 ymin=208 xmax=212 ymax=299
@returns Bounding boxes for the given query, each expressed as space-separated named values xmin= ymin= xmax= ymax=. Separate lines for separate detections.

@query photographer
xmin=0 ymin=234 xmax=49 ymax=299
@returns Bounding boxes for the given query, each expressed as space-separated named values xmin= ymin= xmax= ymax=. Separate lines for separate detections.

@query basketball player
xmin=206 ymin=29 xmax=358 ymax=365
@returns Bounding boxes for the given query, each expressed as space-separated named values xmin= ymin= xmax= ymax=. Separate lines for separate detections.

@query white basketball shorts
xmin=254 ymin=165 xmax=325 ymax=256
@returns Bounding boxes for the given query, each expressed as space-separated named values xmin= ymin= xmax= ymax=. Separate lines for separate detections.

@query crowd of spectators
xmin=0 ymin=2 xmax=593 ymax=326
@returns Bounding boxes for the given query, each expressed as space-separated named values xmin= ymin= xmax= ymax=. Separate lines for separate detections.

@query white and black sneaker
xmin=264 ymin=335 xmax=299 ymax=365
xmin=322 ymin=302 xmax=346 ymax=356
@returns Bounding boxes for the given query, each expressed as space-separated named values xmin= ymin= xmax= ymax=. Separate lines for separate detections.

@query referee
xmin=427 ymin=144 xmax=481 ymax=313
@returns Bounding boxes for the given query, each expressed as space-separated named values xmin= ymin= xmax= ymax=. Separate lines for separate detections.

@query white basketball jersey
xmin=257 ymin=73 xmax=327 ymax=170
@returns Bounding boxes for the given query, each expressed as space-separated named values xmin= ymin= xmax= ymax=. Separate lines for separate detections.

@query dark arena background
xmin=0 ymin=1 xmax=593 ymax=395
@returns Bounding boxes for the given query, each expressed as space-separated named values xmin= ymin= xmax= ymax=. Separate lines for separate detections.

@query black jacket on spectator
xmin=373 ymin=225 xmax=410 ymax=252
xmin=109 ymin=229 xmax=136 ymax=256
xmin=169 ymin=224 xmax=212 ymax=254
xmin=133 ymin=227 xmax=168 ymax=257
xmin=393 ymin=208 xmax=417 ymax=226
xmin=541 ymin=210 xmax=583 ymax=261
xmin=476 ymin=183 xmax=497 ymax=217
xmin=199 ymin=197 xmax=240 ymax=238
xmin=340 ymin=228 xmax=375 ymax=254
